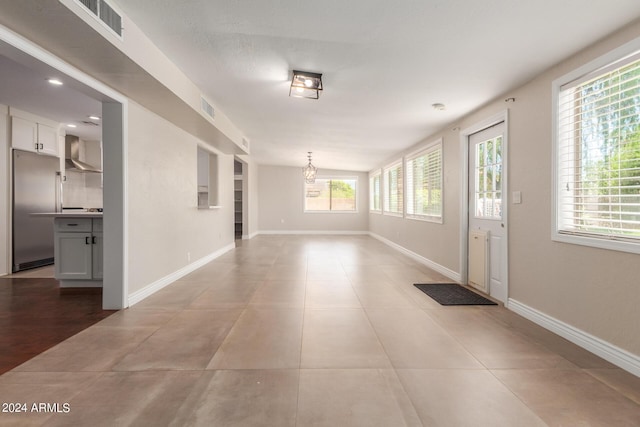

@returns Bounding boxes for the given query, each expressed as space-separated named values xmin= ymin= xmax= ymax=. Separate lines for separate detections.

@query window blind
xmin=406 ymin=144 xmax=442 ymax=219
xmin=384 ymin=162 xmax=403 ymax=214
xmin=370 ymin=172 xmax=381 ymax=211
xmin=557 ymin=56 xmax=640 ymax=241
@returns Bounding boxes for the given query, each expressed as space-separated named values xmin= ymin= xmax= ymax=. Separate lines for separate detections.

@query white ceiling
xmin=0 ymin=41 xmax=105 ymax=141
xmin=115 ymin=2 xmax=640 ymax=169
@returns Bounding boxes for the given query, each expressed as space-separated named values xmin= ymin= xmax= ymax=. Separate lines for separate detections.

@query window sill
xmin=198 ymin=205 xmax=222 ymax=210
xmin=304 ymin=210 xmax=359 ymax=214
xmin=382 ymin=211 xmax=403 ymax=217
xmin=552 ymin=231 xmax=640 ymax=255
xmin=406 ymin=214 xmax=443 ymax=224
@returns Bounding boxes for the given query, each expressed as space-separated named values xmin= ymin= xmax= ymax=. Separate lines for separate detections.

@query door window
xmin=474 ymin=136 xmax=503 ymax=219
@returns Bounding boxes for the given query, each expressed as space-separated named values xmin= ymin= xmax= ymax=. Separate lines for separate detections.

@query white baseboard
xmin=127 ymin=242 xmax=236 ymax=307
xmin=242 ymin=231 xmax=259 ymax=240
xmin=508 ymin=299 xmax=640 ymax=377
xmin=258 ymin=230 xmax=369 ymax=235
xmin=60 ymin=280 xmax=102 ymax=288
xmin=368 ymin=232 xmax=461 ymax=282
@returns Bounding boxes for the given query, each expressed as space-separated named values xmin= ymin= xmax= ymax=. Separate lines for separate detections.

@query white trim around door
xmin=459 ymin=110 xmax=510 ymax=304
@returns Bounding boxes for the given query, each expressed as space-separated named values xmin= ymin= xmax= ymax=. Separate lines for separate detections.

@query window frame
xmin=405 ymin=139 xmax=444 ymax=223
xmin=552 ymin=37 xmax=640 ymax=254
xmin=383 ymin=159 xmax=404 ymax=216
xmin=369 ymin=169 xmax=382 ymax=213
xmin=303 ymin=176 xmax=359 ymax=213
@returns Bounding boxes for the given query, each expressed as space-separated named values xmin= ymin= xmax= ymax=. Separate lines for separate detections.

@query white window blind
xmin=557 ymin=55 xmax=640 ymax=242
xmin=383 ymin=161 xmax=403 ymax=215
xmin=406 ymin=142 xmax=443 ymax=220
xmin=369 ymin=171 xmax=381 ymax=212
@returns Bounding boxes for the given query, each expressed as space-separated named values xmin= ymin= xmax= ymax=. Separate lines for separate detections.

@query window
xmin=305 ymin=177 xmax=357 ymax=212
xmin=369 ymin=170 xmax=381 ymax=212
xmin=474 ymin=136 xmax=502 ymax=220
xmin=383 ymin=161 xmax=403 ymax=215
xmin=197 ymin=146 xmax=219 ymax=208
xmin=554 ymin=49 xmax=640 ymax=252
xmin=406 ymin=141 xmax=443 ymax=221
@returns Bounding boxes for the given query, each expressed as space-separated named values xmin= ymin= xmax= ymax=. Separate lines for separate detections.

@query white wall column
xmin=102 ymin=101 xmax=127 ymax=309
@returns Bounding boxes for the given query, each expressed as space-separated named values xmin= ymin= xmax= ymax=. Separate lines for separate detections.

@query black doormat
xmin=414 ymin=283 xmax=498 ymax=306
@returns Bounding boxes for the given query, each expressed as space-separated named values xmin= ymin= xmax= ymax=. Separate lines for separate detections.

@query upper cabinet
xmin=10 ymin=109 xmax=60 ymax=157
xmin=36 ymin=123 xmax=58 ymax=156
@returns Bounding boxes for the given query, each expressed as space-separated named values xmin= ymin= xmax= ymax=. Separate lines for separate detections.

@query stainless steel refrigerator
xmin=12 ymin=149 xmax=61 ymax=272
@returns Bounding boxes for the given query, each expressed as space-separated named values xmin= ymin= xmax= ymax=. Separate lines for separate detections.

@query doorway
xmin=234 ymin=159 xmax=244 ymax=240
xmin=460 ymin=113 xmax=509 ymax=304
xmin=0 ymin=28 xmax=127 ymax=310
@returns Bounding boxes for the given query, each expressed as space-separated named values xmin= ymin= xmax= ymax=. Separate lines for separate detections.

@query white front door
xmin=468 ymin=122 xmax=507 ymax=303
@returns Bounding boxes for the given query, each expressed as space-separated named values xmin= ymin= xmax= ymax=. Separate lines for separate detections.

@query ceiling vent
xmin=201 ymin=97 xmax=215 ymax=119
xmin=79 ymin=0 xmax=98 ymax=14
xmin=75 ymin=0 xmax=122 ymax=37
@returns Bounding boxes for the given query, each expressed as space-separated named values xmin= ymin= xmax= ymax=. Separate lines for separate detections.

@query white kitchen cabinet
xmin=11 ymin=116 xmax=37 ymax=152
xmin=11 ymin=116 xmax=59 ymax=156
xmin=92 ymin=231 xmax=103 ymax=279
xmin=55 ymin=231 xmax=93 ymax=279
xmin=54 ymin=217 xmax=103 ymax=282
xmin=37 ymin=123 xmax=59 ymax=156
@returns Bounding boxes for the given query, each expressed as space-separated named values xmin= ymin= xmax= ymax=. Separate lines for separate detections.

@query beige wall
xmin=258 ymin=165 xmax=369 ymax=233
xmin=126 ymin=102 xmax=235 ymax=294
xmin=371 ymin=20 xmax=640 ymax=355
xmin=370 ymin=133 xmax=461 ymax=276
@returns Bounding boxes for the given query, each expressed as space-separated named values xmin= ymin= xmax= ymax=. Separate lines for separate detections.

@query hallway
xmin=1 ymin=235 xmax=639 ymax=426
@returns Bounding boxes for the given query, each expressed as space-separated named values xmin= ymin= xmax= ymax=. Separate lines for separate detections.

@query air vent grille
xmin=99 ymin=1 xmax=122 ymax=36
xmin=79 ymin=0 xmax=98 ymax=14
xmin=201 ymin=97 xmax=215 ymax=119
xmin=75 ymin=0 xmax=122 ymax=37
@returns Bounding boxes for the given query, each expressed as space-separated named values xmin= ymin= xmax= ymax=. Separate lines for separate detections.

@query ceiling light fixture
xmin=302 ymin=152 xmax=318 ymax=183
xmin=47 ymin=78 xmax=63 ymax=86
xmin=290 ymin=70 xmax=323 ymax=99
xmin=88 ymin=115 xmax=101 ymax=120
xmin=66 ymin=124 xmax=77 ymax=128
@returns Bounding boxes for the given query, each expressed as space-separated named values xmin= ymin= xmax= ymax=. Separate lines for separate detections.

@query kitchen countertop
xmin=31 ymin=212 xmax=103 ymax=218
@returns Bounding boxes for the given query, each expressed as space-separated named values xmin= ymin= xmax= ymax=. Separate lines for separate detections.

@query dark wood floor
xmin=0 ymin=277 xmax=116 ymax=375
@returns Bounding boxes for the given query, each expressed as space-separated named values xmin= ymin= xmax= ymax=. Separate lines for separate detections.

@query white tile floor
xmin=1 ymin=235 xmax=639 ymax=426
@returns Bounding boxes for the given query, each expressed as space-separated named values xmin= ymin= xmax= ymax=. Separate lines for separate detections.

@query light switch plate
xmin=513 ymin=191 xmax=522 ymax=204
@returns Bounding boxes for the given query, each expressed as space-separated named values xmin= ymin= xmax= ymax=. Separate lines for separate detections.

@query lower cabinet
xmin=54 ymin=217 xmax=103 ymax=281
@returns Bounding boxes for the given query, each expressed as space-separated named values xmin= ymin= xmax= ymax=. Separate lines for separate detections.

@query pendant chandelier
xmin=302 ymin=152 xmax=317 ymax=184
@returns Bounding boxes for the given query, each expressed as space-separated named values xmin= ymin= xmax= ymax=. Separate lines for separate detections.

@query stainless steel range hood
xmin=65 ymin=135 xmax=102 ymax=173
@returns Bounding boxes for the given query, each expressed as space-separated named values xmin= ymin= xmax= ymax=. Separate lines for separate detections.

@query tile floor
xmin=1 ymin=235 xmax=639 ymax=426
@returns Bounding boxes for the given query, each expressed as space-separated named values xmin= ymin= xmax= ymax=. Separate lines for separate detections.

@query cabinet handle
xmin=85 ymin=236 xmax=90 ymax=245
xmin=92 ymin=236 xmax=96 ymax=244
xmin=67 ymin=223 xmax=78 ymax=227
